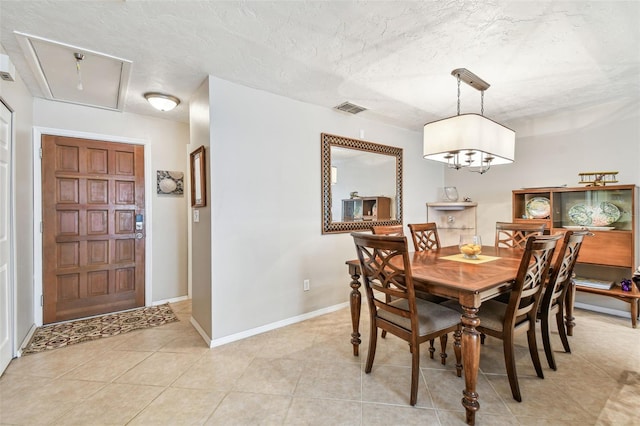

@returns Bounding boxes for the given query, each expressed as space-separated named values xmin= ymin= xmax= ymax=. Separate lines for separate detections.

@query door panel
xmin=42 ymin=135 xmax=145 ymax=324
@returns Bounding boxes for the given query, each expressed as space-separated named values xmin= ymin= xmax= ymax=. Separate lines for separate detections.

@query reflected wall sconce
xmin=74 ymin=52 xmax=84 ymax=91
xmin=144 ymin=92 xmax=180 ymax=111
xmin=331 ymin=166 xmax=338 ymax=185
xmin=423 ymin=68 xmax=515 ymax=174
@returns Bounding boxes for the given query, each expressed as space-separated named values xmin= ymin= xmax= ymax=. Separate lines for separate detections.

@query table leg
xmin=461 ymin=305 xmax=481 ymax=425
xmin=349 ymin=269 xmax=362 ymax=356
xmin=564 ymin=279 xmax=576 ymax=336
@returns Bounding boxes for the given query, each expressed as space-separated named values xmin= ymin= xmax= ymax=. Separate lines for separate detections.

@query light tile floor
xmin=1 ymin=300 xmax=638 ymax=425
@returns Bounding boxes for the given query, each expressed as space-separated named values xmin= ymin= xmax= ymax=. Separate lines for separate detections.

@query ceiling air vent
xmin=334 ymin=101 xmax=367 ymax=115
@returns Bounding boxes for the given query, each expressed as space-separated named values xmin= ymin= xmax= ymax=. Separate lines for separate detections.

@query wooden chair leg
xmin=365 ymin=322 xmax=378 ymax=374
xmin=439 ymin=333 xmax=448 ymax=365
xmin=429 ymin=339 xmax=435 ymax=359
xmin=454 ymin=327 xmax=462 ymax=377
xmin=410 ymin=342 xmax=420 ymax=406
xmin=480 ymin=332 xmax=486 ymax=345
xmin=503 ymin=333 xmax=522 ymax=402
xmin=527 ymin=325 xmax=544 ymax=379
xmin=541 ymin=312 xmax=556 ymax=371
xmin=556 ymin=307 xmax=571 ymax=354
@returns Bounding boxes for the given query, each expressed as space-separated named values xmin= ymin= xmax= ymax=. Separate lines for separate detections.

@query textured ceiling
xmin=1 ymin=1 xmax=639 ymax=130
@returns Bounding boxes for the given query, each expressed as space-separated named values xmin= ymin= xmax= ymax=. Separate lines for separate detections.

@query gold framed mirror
xmin=321 ymin=133 xmax=402 ymax=234
xmin=190 ymin=145 xmax=206 ymax=207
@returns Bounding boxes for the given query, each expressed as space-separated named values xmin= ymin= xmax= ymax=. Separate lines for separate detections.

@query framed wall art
xmin=190 ymin=145 xmax=206 ymax=207
xmin=156 ymin=170 xmax=184 ymax=195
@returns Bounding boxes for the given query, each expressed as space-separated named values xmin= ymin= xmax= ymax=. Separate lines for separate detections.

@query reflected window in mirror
xmin=321 ymin=133 xmax=402 ymax=234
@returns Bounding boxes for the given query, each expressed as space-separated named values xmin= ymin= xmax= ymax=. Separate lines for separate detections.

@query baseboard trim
xmin=574 ymin=302 xmax=631 ymax=319
xmin=153 ymin=295 xmax=189 ymax=306
xmin=16 ymin=323 xmax=38 ymax=358
xmin=209 ymin=302 xmax=350 ymax=348
xmin=190 ymin=316 xmax=213 ymax=346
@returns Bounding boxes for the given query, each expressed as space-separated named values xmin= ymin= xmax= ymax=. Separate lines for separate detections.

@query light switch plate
xmin=193 ymin=209 xmax=199 ymax=222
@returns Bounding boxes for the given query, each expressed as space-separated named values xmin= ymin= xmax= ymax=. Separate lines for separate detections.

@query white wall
xmin=189 ymin=79 xmax=213 ymax=339
xmin=207 ymin=76 xmax=442 ymax=340
xmin=33 ymin=99 xmax=190 ymax=303
xmin=0 ymin=46 xmax=35 ymax=347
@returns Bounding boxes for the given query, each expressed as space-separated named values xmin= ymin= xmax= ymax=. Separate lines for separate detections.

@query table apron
xmin=414 ymin=280 xmax=514 ymax=307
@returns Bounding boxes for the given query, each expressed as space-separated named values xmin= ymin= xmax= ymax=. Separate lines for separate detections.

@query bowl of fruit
xmin=459 ymin=235 xmax=482 ymax=260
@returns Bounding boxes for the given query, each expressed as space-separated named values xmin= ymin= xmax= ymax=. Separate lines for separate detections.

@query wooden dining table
xmin=346 ymin=245 xmax=525 ymax=426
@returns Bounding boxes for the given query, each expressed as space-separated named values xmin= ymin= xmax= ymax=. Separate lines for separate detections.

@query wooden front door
xmin=42 ymin=135 xmax=145 ymax=324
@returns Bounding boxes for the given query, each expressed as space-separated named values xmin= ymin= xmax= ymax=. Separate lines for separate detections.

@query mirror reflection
xmin=321 ymin=133 xmax=402 ymax=234
xmin=330 ymin=148 xmax=397 ymax=221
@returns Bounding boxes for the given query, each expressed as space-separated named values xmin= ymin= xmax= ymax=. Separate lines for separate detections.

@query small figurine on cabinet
xmin=578 ymin=171 xmax=618 ymax=187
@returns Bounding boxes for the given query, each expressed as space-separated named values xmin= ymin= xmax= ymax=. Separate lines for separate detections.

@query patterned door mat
xmin=22 ymin=303 xmax=179 ymax=355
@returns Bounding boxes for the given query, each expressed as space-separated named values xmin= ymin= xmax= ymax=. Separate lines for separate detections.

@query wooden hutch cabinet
xmin=342 ymin=196 xmax=391 ymax=222
xmin=512 ymin=184 xmax=639 ymax=327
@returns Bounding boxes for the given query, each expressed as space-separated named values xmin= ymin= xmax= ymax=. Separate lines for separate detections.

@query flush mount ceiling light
xmin=144 ymin=92 xmax=180 ymax=111
xmin=423 ymin=68 xmax=515 ymax=174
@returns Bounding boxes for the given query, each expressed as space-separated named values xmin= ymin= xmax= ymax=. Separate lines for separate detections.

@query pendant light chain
xmin=481 ymin=90 xmax=484 ymax=116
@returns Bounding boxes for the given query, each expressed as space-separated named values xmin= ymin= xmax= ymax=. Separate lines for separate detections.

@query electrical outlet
xmin=303 ymin=279 xmax=310 ymax=291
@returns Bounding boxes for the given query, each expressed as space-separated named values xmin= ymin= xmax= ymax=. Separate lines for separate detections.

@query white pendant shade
xmin=423 ymin=113 xmax=515 ymax=167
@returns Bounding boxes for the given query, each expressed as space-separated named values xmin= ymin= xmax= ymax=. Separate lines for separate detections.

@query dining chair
xmin=372 ymin=223 xmax=447 ymax=361
xmin=492 ymin=222 xmax=547 ymax=305
xmin=491 ymin=221 xmax=548 ymax=305
xmin=407 ymin=222 xmax=441 ymax=252
xmin=371 ymin=224 xmax=404 ymax=340
xmin=351 ymin=232 xmax=461 ymax=406
xmin=445 ymin=233 xmax=561 ymax=402
xmin=371 ymin=224 xmax=404 ymax=236
xmin=538 ymin=230 xmax=588 ymax=370
xmin=495 ymin=221 xmax=546 ymax=248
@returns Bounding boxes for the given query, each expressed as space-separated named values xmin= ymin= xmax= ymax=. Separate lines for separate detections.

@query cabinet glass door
xmin=553 ymin=188 xmax=632 ymax=230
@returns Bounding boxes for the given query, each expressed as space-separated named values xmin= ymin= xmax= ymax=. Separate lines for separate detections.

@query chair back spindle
xmin=495 ymin=221 xmax=546 ymax=248
xmin=408 ymin=222 xmax=441 ymax=251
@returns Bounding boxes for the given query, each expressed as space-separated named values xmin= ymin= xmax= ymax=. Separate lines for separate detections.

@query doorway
xmin=40 ymin=134 xmax=147 ymax=324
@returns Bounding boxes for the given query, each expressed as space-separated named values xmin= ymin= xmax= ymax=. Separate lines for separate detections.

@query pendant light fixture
xmin=144 ymin=92 xmax=181 ymax=111
xmin=423 ymin=68 xmax=515 ymax=174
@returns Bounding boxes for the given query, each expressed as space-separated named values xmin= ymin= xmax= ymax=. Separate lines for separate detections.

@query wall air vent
xmin=334 ymin=101 xmax=367 ymax=115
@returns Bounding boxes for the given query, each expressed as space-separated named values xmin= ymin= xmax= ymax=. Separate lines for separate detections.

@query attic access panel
xmin=15 ymin=31 xmax=132 ymax=111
